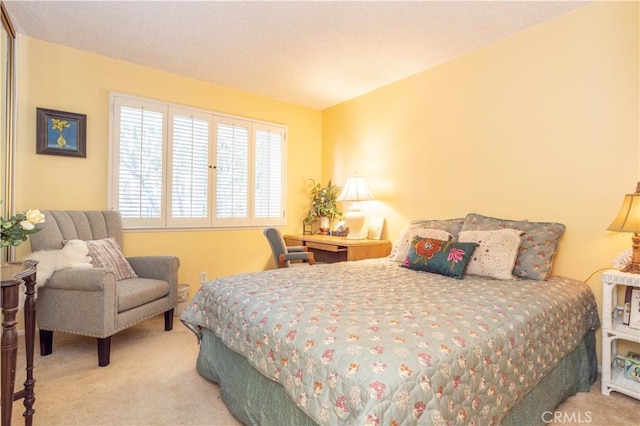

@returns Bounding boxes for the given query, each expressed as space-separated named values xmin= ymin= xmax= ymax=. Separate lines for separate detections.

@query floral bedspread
xmin=181 ymin=258 xmax=599 ymax=425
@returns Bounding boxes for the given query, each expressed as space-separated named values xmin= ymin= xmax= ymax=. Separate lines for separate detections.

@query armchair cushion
xmin=78 ymin=238 xmax=138 ymax=280
xmin=117 ymin=278 xmax=170 ymax=312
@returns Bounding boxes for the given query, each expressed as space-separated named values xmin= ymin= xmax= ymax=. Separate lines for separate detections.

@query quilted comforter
xmin=181 ymin=258 xmax=599 ymax=425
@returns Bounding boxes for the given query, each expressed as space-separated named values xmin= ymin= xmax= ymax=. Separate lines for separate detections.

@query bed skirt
xmin=196 ymin=328 xmax=597 ymax=426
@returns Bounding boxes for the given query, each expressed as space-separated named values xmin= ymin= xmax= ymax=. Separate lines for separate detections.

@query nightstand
xmin=601 ymin=270 xmax=640 ymax=399
xmin=283 ymin=234 xmax=391 ymax=263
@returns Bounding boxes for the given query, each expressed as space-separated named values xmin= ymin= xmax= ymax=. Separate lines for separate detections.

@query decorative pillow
xmin=75 ymin=238 xmax=137 ymax=281
xmin=389 ymin=218 xmax=464 ymax=260
xmin=409 ymin=218 xmax=466 ymax=239
xmin=460 ymin=213 xmax=566 ymax=280
xmin=458 ymin=229 xmax=523 ymax=280
xmin=392 ymin=227 xmax=452 ymax=262
xmin=402 ymin=237 xmax=478 ymax=279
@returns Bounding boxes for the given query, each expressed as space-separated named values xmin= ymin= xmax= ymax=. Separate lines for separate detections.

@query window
xmin=109 ymin=94 xmax=286 ymax=229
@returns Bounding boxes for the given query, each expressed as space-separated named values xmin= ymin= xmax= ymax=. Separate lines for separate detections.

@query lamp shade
xmin=337 ymin=176 xmax=374 ymax=202
xmin=608 ymin=191 xmax=640 ymax=232
xmin=608 ymin=182 xmax=640 ymax=274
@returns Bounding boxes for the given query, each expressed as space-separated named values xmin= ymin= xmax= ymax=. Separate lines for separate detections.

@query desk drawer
xmin=306 ymin=242 xmax=347 ymax=253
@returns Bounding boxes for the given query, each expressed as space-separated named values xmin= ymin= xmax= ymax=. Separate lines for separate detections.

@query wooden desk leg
xmin=1 ymin=283 xmax=19 ymax=426
xmin=21 ymin=272 xmax=37 ymax=425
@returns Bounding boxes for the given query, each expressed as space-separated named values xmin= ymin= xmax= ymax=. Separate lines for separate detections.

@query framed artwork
xmin=368 ymin=216 xmax=384 ymax=240
xmin=36 ymin=108 xmax=87 ymax=157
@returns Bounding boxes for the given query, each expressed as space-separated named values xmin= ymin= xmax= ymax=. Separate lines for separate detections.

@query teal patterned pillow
xmin=389 ymin=218 xmax=465 ymax=260
xmin=460 ymin=213 xmax=566 ymax=280
xmin=402 ymin=237 xmax=478 ymax=279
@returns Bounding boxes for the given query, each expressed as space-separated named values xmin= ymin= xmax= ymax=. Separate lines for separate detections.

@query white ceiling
xmin=4 ymin=0 xmax=590 ymax=110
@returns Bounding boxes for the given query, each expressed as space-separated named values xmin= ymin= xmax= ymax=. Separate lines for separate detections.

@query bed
xmin=181 ymin=214 xmax=600 ymax=425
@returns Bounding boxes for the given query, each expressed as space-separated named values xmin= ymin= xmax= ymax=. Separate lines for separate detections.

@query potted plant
xmin=305 ymin=179 xmax=342 ymax=234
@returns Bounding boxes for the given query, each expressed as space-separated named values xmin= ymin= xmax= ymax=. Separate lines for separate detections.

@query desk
xmin=1 ymin=260 xmax=38 ymax=426
xmin=284 ymin=234 xmax=391 ymax=263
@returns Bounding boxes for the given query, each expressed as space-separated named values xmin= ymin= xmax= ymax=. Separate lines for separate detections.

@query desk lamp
xmin=337 ymin=175 xmax=374 ymax=240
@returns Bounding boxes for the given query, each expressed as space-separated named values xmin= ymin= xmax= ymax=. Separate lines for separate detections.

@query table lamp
xmin=608 ymin=182 xmax=640 ymax=273
xmin=337 ymin=175 xmax=374 ymax=239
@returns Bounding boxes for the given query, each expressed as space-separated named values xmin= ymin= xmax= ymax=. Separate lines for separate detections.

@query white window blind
xmin=116 ymin=103 xmax=165 ymax=225
xmin=169 ymin=110 xmax=211 ymax=226
xmin=109 ymin=93 xmax=287 ymax=229
xmin=214 ymin=118 xmax=250 ymax=224
xmin=254 ymin=125 xmax=284 ymax=221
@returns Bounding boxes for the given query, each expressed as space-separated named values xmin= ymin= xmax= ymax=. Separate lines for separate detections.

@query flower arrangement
xmin=1 ymin=209 xmax=46 ymax=247
xmin=51 ymin=118 xmax=71 ymax=147
xmin=304 ymin=179 xmax=343 ymax=223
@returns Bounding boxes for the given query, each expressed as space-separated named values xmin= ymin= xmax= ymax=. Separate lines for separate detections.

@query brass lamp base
xmin=622 ymin=262 xmax=640 ymax=274
xmin=621 ymin=232 xmax=640 ymax=274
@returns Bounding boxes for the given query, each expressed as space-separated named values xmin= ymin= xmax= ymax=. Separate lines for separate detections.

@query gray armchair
xmin=28 ymin=210 xmax=179 ymax=366
xmin=263 ymin=227 xmax=315 ymax=268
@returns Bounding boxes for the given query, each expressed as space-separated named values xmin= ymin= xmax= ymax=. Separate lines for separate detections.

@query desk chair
xmin=263 ymin=227 xmax=315 ymax=268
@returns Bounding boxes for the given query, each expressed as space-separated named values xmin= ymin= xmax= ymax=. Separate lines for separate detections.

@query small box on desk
xmin=624 ymin=351 xmax=640 ymax=383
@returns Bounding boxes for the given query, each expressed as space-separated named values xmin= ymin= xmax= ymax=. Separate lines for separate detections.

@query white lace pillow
xmin=458 ymin=229 xmax=524 ymax=280
xmin=392 ymin=227 xmax=452 ymax=262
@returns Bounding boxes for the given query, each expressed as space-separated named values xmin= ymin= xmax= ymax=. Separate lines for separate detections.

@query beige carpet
xmin=10 ymin=315 xmax=639 ymax=426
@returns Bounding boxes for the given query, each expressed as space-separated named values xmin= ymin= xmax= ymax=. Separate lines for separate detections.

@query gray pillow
xmin=460 ymin=213 xmax=565 ymax=281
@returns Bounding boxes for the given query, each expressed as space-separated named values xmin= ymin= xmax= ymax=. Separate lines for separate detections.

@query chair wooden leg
xmin=39 ymin=330 xmax=53 ymax=356
xmin=164 ymin=309 xmax=174 ymax=331
xmin=97 ymin=337 xmax=111 ymax=367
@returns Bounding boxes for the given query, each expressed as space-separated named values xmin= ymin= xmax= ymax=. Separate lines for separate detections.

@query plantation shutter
xmin=213 ymin=117 xmax=250 ymax=225
xmin=110 ymin=93 xmax=287 ymax=229
xmin=253 ymin=124 xmax=285 ymax=226
xmin=114 ymin=101 xmax=166 ymax=227
xmin=168 ymin=110 xmax=211 ymax=226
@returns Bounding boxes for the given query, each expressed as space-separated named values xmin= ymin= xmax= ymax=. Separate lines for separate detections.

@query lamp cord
xmin=582 ymin=267 xmax=620 ymax=283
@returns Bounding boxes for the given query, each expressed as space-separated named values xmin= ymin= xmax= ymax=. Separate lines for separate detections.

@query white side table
xmin=601 ymin=270 xmax=640 ymax=399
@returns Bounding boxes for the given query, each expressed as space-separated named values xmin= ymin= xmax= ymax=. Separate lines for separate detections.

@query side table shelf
xmin=601 ymin=270 xmax=640 ymax=400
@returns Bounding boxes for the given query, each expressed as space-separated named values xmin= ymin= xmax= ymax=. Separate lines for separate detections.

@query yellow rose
xmin=25 ymin=209 xmax=45 ymax=225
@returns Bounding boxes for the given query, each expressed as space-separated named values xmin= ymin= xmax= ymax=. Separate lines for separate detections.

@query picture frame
xmin=303 ymin=219 xmax=319 ymax=235
xmin=36 ymin=108 xmax=87 ymax=157
xmin=367 ymin=216 xmax=384 ymax=240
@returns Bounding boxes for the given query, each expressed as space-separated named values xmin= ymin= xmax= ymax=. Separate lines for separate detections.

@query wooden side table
xmin=1 ymin=260 xmax=38 ymax=426
xmin=284 ymin=234 xmax=391 ymax=263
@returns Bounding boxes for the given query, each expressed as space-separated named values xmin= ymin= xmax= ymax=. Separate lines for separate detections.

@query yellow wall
xmin=322 ymin=1 xmax=639 ymax=358
xmin=11 ymin=2 xmax=640 ymax=361
xmin=15 ymin=37 xmax=323 ymax=295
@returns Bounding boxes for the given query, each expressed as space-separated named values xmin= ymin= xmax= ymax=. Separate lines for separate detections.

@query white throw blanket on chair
xmin=23 ymin=240 xmax=93 ymax=287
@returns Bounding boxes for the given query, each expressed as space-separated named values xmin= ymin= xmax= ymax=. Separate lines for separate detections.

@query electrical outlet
xmin=199 ymin=272 xmax=208 ymax=284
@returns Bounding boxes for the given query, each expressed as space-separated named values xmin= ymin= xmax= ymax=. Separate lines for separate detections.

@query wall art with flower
xmin=36 ymin=108 xmax=86 ymax=158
